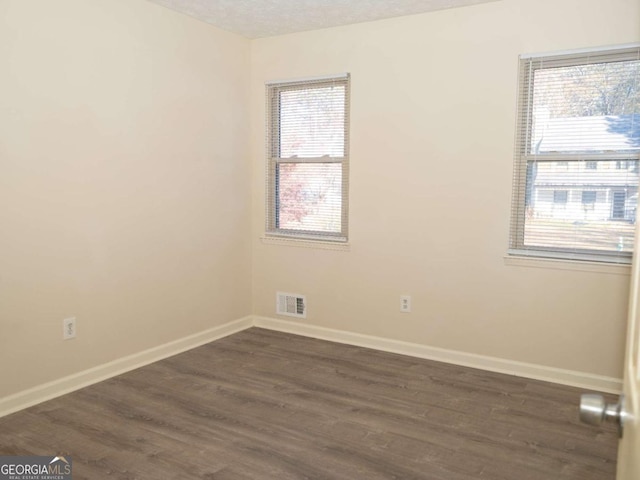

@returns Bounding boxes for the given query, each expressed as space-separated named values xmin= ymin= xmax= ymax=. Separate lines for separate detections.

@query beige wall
xmin=251 ymin=0 xmax=640 ymax=378
xmin=0 ymin=0 xmax=251 ymax=397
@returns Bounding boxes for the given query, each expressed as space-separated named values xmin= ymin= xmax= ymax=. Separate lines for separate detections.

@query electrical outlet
xmin=63 ymin=317 xmax=76 ymax=340
xmin=400 ymin=295 xmax=411 ymax=313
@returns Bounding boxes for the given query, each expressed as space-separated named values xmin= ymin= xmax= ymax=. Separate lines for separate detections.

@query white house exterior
xmin=528 ymin=114 xmax=639 ymax=224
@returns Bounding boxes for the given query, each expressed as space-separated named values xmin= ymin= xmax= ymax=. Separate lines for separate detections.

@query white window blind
xmin=510 ymin=45 xmax=640 ymax=264
xmin=266 ymin=74 xmax=350 ymax=242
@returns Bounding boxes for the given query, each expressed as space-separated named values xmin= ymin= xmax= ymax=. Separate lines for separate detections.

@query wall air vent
xmin=276 ymin=292 xmax=306 ymax=319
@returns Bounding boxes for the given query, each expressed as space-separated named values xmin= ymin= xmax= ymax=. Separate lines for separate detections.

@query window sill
xmin=504 ymin=254 xmax=631 ymax=275
xmin=260 ymin=236 xmax=351 ymax=251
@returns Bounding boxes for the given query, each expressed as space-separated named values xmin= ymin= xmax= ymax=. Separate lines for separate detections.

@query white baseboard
xmin=253 ymin=316 xmax=623 ymax=394
xmin=1 ymin=314 xmax=622 ymax=418
xmin=0 ymin=316 xmax=253 ymax=418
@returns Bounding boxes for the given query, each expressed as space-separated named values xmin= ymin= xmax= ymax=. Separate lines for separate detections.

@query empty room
xmin=1 ymin=0 xmax=640 ymax=478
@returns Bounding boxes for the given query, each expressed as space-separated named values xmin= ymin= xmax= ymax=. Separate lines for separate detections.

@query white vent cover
xmin=276 ymin=292 xmax=306 ymax=318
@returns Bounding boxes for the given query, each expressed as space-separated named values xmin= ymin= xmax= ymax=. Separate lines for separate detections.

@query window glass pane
xmin=530 ymin=60 xmax=640 ymax=154
xmin=279 ymin=85 xmax=345 ymax=158
xmin=553 ymin=190 xmax=568 ymax=204
xmin=581 ymin=190 xmax=597 ymax=205
xmin=524 ymin=160 xmax=638 ymax=253
xmin=276 ymin=163 xmax=342 ymax=233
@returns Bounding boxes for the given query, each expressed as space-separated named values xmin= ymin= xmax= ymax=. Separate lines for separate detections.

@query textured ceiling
xmin=146 ymin=0 xmax=499 ymax=39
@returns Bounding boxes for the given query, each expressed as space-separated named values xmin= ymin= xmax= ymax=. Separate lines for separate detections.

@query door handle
xmin=579 ymin=393 xmax=625 ymax=438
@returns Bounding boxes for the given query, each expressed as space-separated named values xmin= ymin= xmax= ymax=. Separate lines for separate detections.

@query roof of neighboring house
xmin=533 ymin=113 xmax=639 ymax=154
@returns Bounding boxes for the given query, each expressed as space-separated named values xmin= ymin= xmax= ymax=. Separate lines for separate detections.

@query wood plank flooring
xmin=0 ymin=328 xmax=619 ymax=479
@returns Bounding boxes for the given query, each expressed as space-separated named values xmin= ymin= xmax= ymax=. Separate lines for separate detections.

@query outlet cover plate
xmin=63 ymin=317 xmax=76 ymax=340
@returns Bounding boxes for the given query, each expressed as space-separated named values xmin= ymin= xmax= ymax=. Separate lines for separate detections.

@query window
xmin=585 ymin=161 xmax=598 ymax=170
xmin=612 ymin=191 xmax=627 ymax=219
xmin=554 ymin=190 xmax=568 ymax=204
xmin=266 ymin=74 xmax=350 ymax=242
xmin=510 ymin=45 xmax=640 ymax=263
xmin=581 ymin=190 xmax=597 ymax=210
xmin=617 ymin=160 xmax=629 ymax=170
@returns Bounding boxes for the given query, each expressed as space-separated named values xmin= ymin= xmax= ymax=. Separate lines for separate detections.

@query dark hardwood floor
xmin=0 ymin=328 xmax=619 ymax=479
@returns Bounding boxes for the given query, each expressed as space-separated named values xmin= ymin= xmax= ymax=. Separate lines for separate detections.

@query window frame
xmin=509 ymin=45 xmax=640 ymax=265
xmin=265 ymin=74 xmax=350 ymax=243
